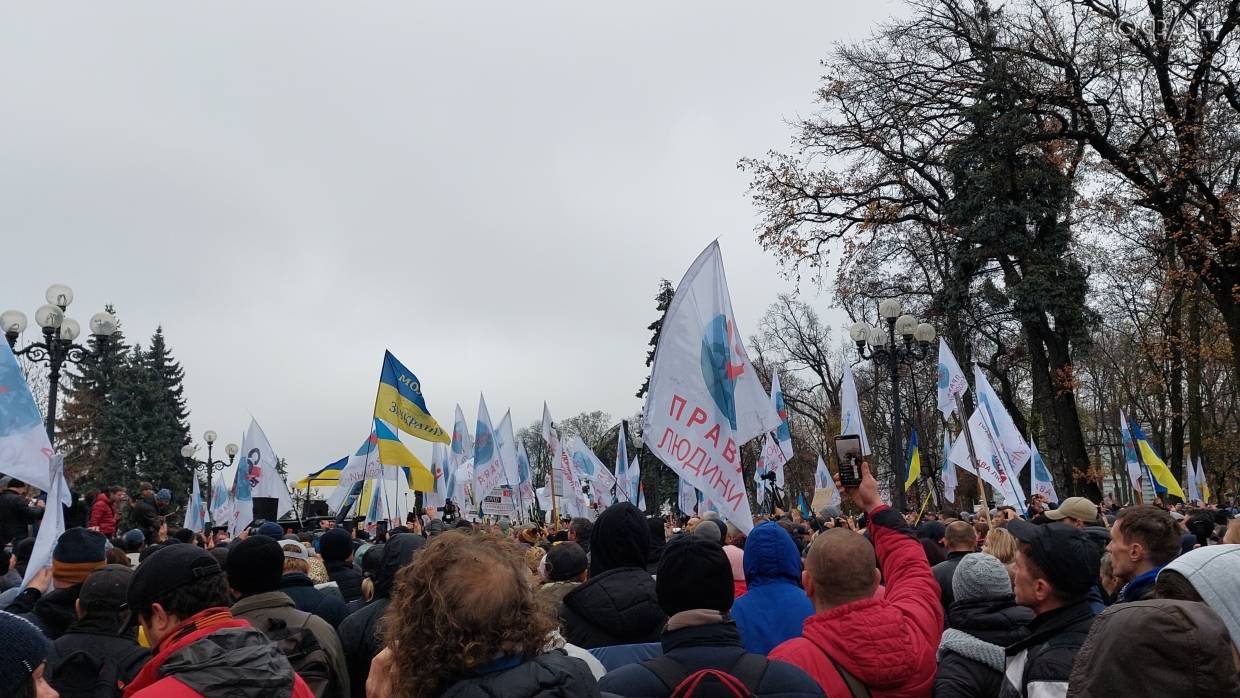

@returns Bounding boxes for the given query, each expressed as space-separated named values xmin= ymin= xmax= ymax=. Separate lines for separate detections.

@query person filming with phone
xmin=770 ymin=460 xmax=943 ymax=697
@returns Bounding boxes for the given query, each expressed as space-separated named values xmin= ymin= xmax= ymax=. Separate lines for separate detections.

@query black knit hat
xmin=590 ymin=502 xmax=650 ymax=576
xmin=225 ymin=535 xmax=284 ymax=595
xmin=319 ymin=528 xmax=353 ymax=563
xmin=54 ymin=528 xmax=107 ymax=563
xmin=0 ymin=611 xmax=51 ymax=694
xmin=656 ymin=536 xmax=734 ymax=617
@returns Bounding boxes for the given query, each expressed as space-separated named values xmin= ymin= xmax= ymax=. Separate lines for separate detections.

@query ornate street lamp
xmin=182 ymin=430 xmax=239 ymax=529
xmin=849 ymin=299 xmax=936 ymax=512
xmin=4 ymin=285 xmax=119 ymax=444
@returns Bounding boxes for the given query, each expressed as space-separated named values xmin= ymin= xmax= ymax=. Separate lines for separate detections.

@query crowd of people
xmin=0 ymin=464 xmax=1238 ymax=697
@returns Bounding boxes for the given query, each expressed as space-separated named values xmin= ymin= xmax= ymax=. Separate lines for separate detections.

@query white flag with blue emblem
xmin=1028 ymin=437 xmax=1059 ymax=504
xmin=941 ymin=429 xmax=957 ymax=504
xmin=813 ymin=455 xmax=840 ymax=508
xmin=184 ymin=475 xmax=206 ymax=532
xmin=0 ymin=342 xmax=68 ymax=504
xmin=566 ymin=434 xmax=617 ymax=506
xmin=840 ymin=363 xmax=871 ymax=456
xmin=473 ymin=395 xmax=506 ymax=500
xmin=643 ymin=242 xmax=780 ymax=533
xmin=771 ymin=372 xmax=795 ymax=463
xmin=937 ymin=338 xmax=968 ymax=420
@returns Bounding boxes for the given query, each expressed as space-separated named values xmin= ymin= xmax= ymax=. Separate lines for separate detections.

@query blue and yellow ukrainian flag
xmin=374 ymin=350 xmax=450 ymax=444
xmin=1129 ymin=419 xmax=1186 ymax=500
xmin=373 ymin=418 xmax=434 ymax=491
xmin=295 ymin=456 xmax=347 ymax=490
xmin=904 ymin=426 xmax=922 ymax=492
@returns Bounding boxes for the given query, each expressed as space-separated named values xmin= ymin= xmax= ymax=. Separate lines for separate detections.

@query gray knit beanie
xmin=953 ymin=553 xmax=1012 ymax=603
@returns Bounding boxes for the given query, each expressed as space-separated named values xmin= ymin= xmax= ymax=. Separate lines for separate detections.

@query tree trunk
xmin=1166 ymin=247 xmax=1186 ymax=483
xmin=1187 ymin=281 xmax=1203 ymax=470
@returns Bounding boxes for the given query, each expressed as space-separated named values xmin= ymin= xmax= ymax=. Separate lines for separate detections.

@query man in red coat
xmin=88 ymin=485 xmax=125 ymax=536
xmin=123 ymin=544 xmax=314 ymax=698
xmin=770 ymin=462 xmax=943 ymax=697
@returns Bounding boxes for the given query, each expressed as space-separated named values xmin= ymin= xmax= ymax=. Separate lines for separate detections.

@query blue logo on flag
xmin=572 ymin=450 xmax=595 ymax=477
xmin=0 ymin=351 xmax=42 ymax=438
xmin=700 ymin=314 xmax=744 ymax=430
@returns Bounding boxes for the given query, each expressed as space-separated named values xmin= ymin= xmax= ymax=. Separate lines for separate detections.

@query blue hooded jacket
xmin=730 ymin=522 xmax=815 ymax=654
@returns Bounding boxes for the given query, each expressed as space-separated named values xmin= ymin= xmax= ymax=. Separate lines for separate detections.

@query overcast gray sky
xmin=2 ymin=2 xmax=901 ymax=482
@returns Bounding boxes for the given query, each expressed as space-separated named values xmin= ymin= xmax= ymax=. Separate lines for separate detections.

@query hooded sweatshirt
xmin=770 ymin=505 xmax=943 ymax=698
xmin=1159 ymin=543 xmax=1240 ymax=652
xmin=560 ymin=503 xmax=666 ymax=649
xmin=336 ymin=533 xmax=425 ymax=698
xmin=731 ymin=522 xmax=814 ymax=655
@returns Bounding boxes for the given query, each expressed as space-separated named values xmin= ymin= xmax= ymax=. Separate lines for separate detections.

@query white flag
xmin=840 ymin=364 xmax=871 ymax=455
xmin=940 ymin=430 xmax=957 ymax=504
xmin=325 ymin=427 xmax=389 ymax=515
xmin=541 ymin=402 xmax=554 ymax=445
xmin=565 ymin=435 xmax=617 ymax=506
xmin=515 ymin=440 xmax=536 ymax=509
xmin=643 ymin=242 xmax=781 ymax=533
xmin=814 ymin=455 xmax=841 ymax=508
xmin=771 ymin=372 xmax=795 ymax=463
xmin=424 ymin=442 xmax=448 ymax=510
xmin=0 ymin=343 xmax=69 ymax=505
xmin=678 ymin=475 xmax=697 ymax=516
xmin=468 ymin=396 xmax=503 ymax=500
xmin=210 ymin=476 xmax=234 ymax=529
xmin=1184 ymin=453 xmax=1199 ymax=503
xmin=972 ymin=365 xmax=1031 ymax=473
xmin=948 ymin=410 xmax=1025 ymax=507
xmin=1029 ymin=437 xmax=1060 ymax=504
xmin=238 ymin=418 xmax=294 ymax=519
xmin=1118 ymin=411 xmax=1144 ymax=492
xmin=629 ymin=455 xmax=642 ymax=503
xmin=1196 ymin=458 xmax=1211 ymax=502
xmin=936 ymin=337 xmax=968 ymax=420
xmin=495 ymin=410 xmax=520 ymax=492
xmin=615 ymin=427 xmax=631 ymax=503
xmin=184 ymin=475 xmax=206 ymax=532
xmin=22 ymin=456 xmax=67 ymax=589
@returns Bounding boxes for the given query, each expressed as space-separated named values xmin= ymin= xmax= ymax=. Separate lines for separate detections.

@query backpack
xmin=263 ymin=616 xmax=334 ymax=698
xmin=46 ymin=650 xmax=124 ymax=698
xmin=642 ymin=653 xmax=768 ymax=698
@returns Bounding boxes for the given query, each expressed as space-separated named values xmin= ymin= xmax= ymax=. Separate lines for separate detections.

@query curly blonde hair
xmin=381 ymin=532 xmax=555 ymax=697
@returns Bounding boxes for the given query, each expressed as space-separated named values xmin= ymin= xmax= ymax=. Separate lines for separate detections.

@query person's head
xmin=138 ymin=482 xmax=153 ymax=497
xmin=692 ymin=519 xmax=725 ymax=544
xmin=0 ymin=611 xmax=56 ymax=698
xmin=171 ymin=527 xmax=195 ymax=545
xmin=588 ymin=502 xmax=650 ymax=576
xmin=104 ymin=485 xmax=125 ymax=504
xmin=1099 ymin=553 xmax=1121 ymax=597
xmin=1044 ymin=497 xmax=1098 ymax=528
xmin=319 ymin=527 xmax=354 ymax=564
xmin=543 ymin=542 xmax=588 ymax=583
xmin=1156 ymin=544 xmax=1240 ymax=653
xmin=724 ymin=522 xmax=742 ymax=546
xmin=943 ymin=520 xmax=976 ymax=553
xmin=127 ymin=544 xmax=230 ymax=647
xmin=803 ymin=528 xmax=879 ymax=612
xmin=52 ymin=528 xmax=107 ymax=588
xmin=1107 ymin=505 xmax=1180 ymax=583
xmin=953 ymin=553 xmax=1014 ymax=604
xmin=225 ymin=535 xmax=285 ymax=597
xmin=121 ymin=528 xmax=145 ymax=554
xmin=973 ymin=518 xmax=990 ymax=539
xmin=380 ymin=533 xmax=554 ymax=697
xmin=255 ymin=521 xmax=284 ymax=539
xmin=281 ymin=541 xmax=310 ymax=576
xmin=656 ymin=536 xmax=734 ymax=617
xmin=5 ymin=478 xmax=26 ymax=493
xmin=1225 ymin=519 xmax=1240 ymax=545
xmin=1007 ymin=520 xmax=1100 ymax=615
xmin=982 ymin=527 xmax=1018 ymax=565
xmin=75 ymin=565 xmax=134 ymax=631
xmin=568 ymin=517 xmax=592 ymax=545
xmin=1068 ymin=599 xmax=1240 ymax=695
xmin=319 ymin=518 xmax=335 ymax=530
xmin=155 ymin=489 xmax=171 ymax=506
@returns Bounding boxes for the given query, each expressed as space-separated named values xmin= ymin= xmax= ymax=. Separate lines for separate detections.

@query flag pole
xmin=954 ymin=394 xmax=989 ymax=510
xmin=547 ymin=431 xmax=560 ymax=533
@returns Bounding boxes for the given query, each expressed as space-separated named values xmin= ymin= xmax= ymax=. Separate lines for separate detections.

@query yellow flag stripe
xmin=1137 ymin=441 xmax=1186 ymax=500
xmin=375 ymin=383 xmax=450 ymax=444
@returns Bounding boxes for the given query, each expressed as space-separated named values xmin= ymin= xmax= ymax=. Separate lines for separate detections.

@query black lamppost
xmin=181 ymin=431 xmax=238 ymax=529
xmin=3 ymin=284 xmax=119 ymax=445
xmin=849 ymin=299 xmax=936 ymax=513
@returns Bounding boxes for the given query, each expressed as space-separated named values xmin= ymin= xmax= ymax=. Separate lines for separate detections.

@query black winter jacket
xmin=21 ymin=585 xmax=82 ymax=640
xmin=598 ymin=616 xmax=824 ymax=698
xmin=128 ymin=495 xmax=160 ymax=535
xmin=279 ymin=573 xmax=349 ymax=628
xmin=325 ymin=560 xmax=363 ymax=604
xmin=559 ymin=567 xmax=666 ymax=649
xmin=49 ymin=616 xmax=150 ymax=692
xmin=934 ymin=597 xmax=1033 ymax=698
xmin=932 ymin=551 xmax=971 ymax=620
xmin=998 ymin=600 xmax=1096 ymax=698
xmin=0 ymin=489 xmax=44 ymax=546
xmin=439 ymin=650 xmax=601 ymax=698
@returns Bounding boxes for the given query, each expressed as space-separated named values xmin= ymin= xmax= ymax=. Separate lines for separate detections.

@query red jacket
xmin=124 ymin=608 xmax=315 ymax=698
xmin=89 ymin=492 xmax=117 ymax=535
xmin=770 ymin=505 xmax=943 ymax=697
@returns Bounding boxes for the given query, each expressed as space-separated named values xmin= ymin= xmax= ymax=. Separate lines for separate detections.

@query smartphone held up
xmin=833 ymin=434 xmax=863 ymax=488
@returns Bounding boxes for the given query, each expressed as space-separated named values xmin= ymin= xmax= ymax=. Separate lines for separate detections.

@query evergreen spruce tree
xmin=134 ymin=327 xmax=193 ymax=505
xmin=633 ymin=279 xmax=678 ymax=514
xmin=57 ymin=306 xmax=130 ymax=490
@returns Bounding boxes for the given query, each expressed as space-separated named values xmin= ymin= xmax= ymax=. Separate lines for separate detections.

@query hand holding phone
xmin=834 ymin=435 xmax=864 ymax=488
